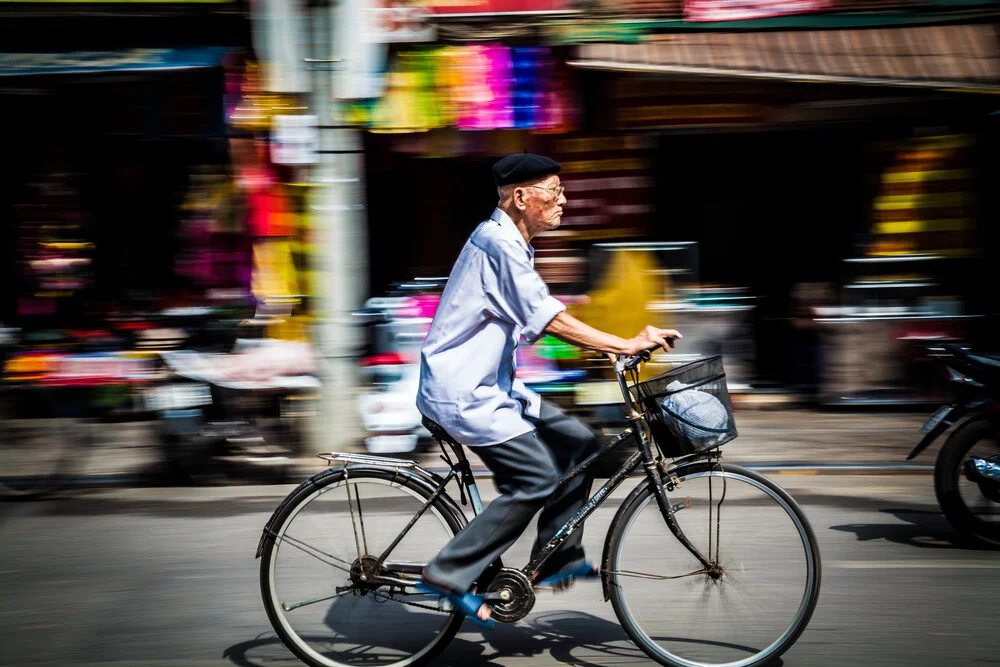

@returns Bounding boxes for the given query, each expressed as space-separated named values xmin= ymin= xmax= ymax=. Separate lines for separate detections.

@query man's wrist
xmin=609 ymin=336 xmax=633 ymax=355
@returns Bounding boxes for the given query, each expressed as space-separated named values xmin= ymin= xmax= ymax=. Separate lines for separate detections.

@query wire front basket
xmin=630 ymin=356 xmax=738 ymax=457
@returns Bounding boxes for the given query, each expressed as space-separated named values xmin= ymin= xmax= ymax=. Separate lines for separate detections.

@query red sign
xmin=421 ymin=0 xmax=569 ymax=15
xmin=684 ymin=0 xmax=831 ymax=21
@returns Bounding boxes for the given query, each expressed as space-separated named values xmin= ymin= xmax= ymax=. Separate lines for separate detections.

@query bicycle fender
xmin=255 ymin=464 xmax=469 ymax=559
xmin=601 ymin=478 xmax=654 ymax=602
xmin=256 ymin=469 xmax=333 ymax=558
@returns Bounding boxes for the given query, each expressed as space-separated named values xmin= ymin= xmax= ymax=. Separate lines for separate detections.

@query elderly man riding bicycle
xmin=414 ymin=153 xmax=680 ymax=625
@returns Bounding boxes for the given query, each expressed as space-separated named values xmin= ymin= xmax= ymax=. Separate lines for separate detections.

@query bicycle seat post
xmin=449 ymin=442 xmax=485 ymax=515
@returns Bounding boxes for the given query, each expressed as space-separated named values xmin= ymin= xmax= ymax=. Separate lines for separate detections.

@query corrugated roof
xmin=570 ymin=24 xmax=1000 ymax=90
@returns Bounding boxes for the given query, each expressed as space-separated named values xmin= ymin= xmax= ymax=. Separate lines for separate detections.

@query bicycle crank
xmin=483 ymin=567 xmax=534 ymax=623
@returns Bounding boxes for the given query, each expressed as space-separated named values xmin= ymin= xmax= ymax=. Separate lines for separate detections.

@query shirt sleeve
xmin=487 ymin=240 xmax=566 ymax=343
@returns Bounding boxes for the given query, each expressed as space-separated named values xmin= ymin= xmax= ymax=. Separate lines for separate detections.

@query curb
xmin=412 ymin=462 xmax=935 ymax=477
xmin=0 ymin=462 xmax=934 ymax=493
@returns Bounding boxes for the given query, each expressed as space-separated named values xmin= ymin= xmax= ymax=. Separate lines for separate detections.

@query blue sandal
xmin=535 ymin=562 xmax=601 ymax=591
xmin=415 ymin=581 xmax=495 ymax=629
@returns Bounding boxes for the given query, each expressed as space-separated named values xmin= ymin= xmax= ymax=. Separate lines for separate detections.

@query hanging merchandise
xmin=370 ymin=48 xmax=446 ymax=132
xmin=511 ymin=47 xmax=544 ymax=129
xmin=14 ymin=164 xmax=94 ymax=316
xmin=367 ymin=45 xmax=570 ymax=133
xmin=684 ymin=0 xmax=831 ymax=21
xmin=456 ymin=45 xmax=514 ymax=130
xmin=867 ymin=134 xmax=981 ymax=259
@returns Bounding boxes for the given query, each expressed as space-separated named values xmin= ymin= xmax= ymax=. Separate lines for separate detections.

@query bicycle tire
xmin=605 ymin=462 xmax=821 ymax=667
xmin=259 ymin=465 xmax=468 ymax=667
xmin=934 ymin=418 xmax=1000 ymax=548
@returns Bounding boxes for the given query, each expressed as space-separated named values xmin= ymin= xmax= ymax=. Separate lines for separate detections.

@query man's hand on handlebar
xmin=625 ymin=326 xmax=682 ymax=356
xmin=604 ymin=326 xmax=683 ymax=363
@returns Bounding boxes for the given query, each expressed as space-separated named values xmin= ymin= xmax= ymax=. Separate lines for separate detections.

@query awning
xmin=569 ymin=24 xmax=1000 ymax=92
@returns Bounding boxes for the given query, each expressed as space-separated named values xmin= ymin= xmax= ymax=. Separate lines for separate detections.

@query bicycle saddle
xmin=421 ymin=416 xmax=462 ymax=447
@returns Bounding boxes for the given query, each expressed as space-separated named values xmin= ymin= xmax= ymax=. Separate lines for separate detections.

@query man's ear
xmin=513 ymin=187 xmax=528 ymax=210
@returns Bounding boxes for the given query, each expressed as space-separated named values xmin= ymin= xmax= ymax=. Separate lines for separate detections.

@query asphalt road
xmin=1 ymin=474 xmax=998 ymax=667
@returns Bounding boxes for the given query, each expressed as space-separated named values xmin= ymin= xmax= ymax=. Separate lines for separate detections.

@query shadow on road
xmin=830 ymin=508 xmax=996 ymax=550
xmin=224 ymin=610 xmax=784 ymax=667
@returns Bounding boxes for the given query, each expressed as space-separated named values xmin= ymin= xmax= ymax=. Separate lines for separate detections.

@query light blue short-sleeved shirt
xmin=416 ymin=208 xmax=567 ymax=447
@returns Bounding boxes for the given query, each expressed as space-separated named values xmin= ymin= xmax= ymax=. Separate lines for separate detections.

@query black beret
xmin=492 ymin=153 xmax=561 ymax=187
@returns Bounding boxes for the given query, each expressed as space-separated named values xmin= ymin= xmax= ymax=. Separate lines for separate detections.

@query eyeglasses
xmin=525 ymin=184 xmax=565 ymax=199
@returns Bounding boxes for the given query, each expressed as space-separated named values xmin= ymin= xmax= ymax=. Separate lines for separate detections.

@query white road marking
xmin=832 ymin=560 xmax=1000 ymax=569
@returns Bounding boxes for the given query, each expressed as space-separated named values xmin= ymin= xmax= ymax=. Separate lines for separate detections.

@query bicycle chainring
xmin=484 ymin=567 xmax=534 ymax=623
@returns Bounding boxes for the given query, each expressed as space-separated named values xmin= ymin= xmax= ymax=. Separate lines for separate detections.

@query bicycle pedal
xmin=438 ymin=598 xmax=455 ymax=612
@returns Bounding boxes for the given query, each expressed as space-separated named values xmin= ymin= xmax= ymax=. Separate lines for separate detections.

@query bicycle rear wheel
xmin=607 ymin=462 xmax=821 ymax=667
xmin=259 ymin=466 xmax=467 ymax=667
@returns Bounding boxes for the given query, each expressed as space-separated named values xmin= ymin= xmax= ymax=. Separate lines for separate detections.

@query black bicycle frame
xmin=521 ymin=415 xmax=714 ymax=580
xmin=373 ymin=413 xmax=714 ymax=585
xmin=367 ymin=354 xmax=717 ymax=586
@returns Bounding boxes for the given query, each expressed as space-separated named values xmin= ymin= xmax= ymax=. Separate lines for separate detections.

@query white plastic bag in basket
xmin=659 ymin=380 xmax=729 ymax=440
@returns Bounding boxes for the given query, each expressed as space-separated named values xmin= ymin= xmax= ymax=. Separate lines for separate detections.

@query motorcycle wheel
xmin=934 ymin=418 xmax=1000 ymax=548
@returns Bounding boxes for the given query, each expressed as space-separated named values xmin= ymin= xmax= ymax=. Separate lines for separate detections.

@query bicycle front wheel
xmin=607 ymin=462 xmax=821 ymax=667
xmin=260 ymin=466 xmax=467 ymax=667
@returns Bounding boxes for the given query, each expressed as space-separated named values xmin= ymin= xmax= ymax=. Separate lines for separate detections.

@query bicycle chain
xmin=371 ymin=589 xmax=450 ymax=613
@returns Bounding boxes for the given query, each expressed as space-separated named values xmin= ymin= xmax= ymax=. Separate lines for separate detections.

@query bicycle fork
xmin=633 ymin=419 xmax=714 ymax=572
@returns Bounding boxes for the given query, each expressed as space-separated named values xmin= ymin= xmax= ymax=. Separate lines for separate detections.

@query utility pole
xmin=306 ymin=0 xmax=369 ymax=453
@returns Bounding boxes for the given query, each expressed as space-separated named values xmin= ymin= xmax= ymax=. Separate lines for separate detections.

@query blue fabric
xmin=414 ymin=582 xmax=495 ymax=629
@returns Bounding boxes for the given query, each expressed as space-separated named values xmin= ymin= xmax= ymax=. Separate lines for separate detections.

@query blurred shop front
xmin=569 ymin=21 xmax=1000 ymax=404
xmin=352 ymin=41 xmax=762 ymax=456
xmin=0 ymin=4 xmax=322 ymax=420
xmin=357 ymin=38 xmax=1000 ymax=400
xmin=332 ymin=0 xmax=1000 ymax=459
xmin=0 ymin=3 xmax=257 ymax=331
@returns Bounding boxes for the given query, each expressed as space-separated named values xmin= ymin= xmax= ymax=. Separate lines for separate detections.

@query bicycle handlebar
xmin=620 ymin=348 xmax=653 ymax=372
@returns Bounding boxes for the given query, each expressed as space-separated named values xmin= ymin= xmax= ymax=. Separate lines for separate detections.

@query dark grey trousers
xmin=423 ymin=399 xmax=600 ymax=593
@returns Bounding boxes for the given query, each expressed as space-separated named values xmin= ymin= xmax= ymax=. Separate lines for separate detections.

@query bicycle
xmin=257 ymin=351 xmax=822 ymax=667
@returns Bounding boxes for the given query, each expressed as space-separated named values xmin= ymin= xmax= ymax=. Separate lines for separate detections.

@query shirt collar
xmin=490 ymin=208 xmax=533 ymax=258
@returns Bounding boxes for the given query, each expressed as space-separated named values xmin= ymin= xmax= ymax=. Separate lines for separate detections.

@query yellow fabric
xmin=251 ymin=239 xmax=300 ymax=303
xmin=572 ymin=249 xmax=671 ymax=379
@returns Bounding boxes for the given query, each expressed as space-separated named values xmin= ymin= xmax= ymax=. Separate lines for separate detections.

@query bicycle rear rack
xmin=317 ymin=452 xmax=417 ymax=467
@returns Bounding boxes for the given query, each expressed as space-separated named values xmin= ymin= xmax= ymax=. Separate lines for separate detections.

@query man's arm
xmin=544 ymin=311 xmax=681 ymax=356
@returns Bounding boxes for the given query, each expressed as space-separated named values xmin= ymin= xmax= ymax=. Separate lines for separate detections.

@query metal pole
xmin=307 ymin=0 xmax=368 ymax=454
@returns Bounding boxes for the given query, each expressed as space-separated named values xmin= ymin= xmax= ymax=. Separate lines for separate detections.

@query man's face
xmin=519 ymin=174 xmax=566 ymax=233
